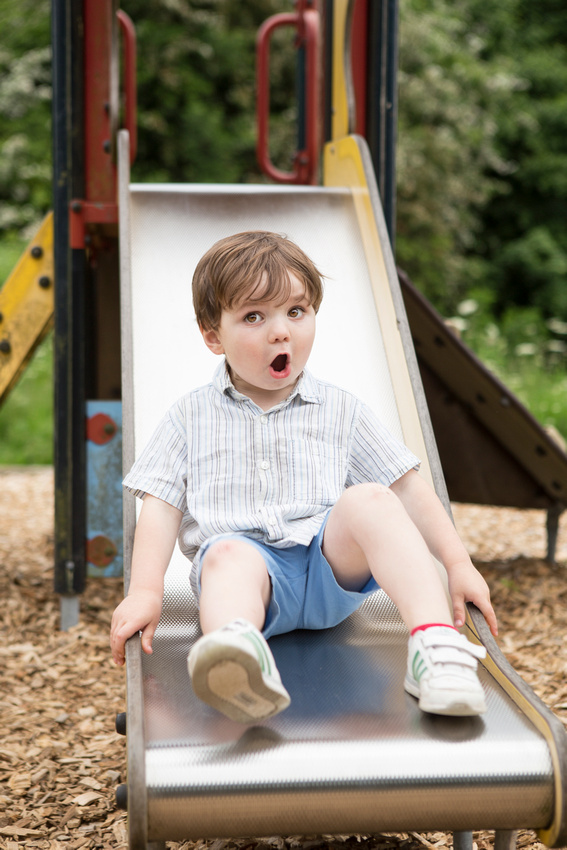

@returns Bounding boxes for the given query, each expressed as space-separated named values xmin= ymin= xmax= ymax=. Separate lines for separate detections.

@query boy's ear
xmin=200 ymin=326 xmax=225 ymax=355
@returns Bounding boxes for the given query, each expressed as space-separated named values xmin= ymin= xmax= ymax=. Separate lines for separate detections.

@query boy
xmin=110 ymin=231 xmax=497 ymax=723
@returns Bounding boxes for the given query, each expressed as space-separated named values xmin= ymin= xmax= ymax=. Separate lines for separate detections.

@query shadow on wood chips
xmin=1 ymin=468 xmax=565 ymax=850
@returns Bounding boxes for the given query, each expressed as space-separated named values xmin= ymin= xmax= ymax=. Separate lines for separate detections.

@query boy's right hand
xmin=110 ymin=589 xmax=163 ymax=666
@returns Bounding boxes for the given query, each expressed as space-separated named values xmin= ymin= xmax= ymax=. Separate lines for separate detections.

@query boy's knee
xmin=200 ymin=538 xmax=271 ymax=605
xmin=201 ymin=538 xmax=268 ymax=578
xmin=202 ymin=538 xmax=250 ymax=568
xmin=341 ymin=482 xmax=396 ymax=510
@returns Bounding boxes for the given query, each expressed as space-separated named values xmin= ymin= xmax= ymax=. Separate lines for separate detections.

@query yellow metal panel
xmin=330 ymin=0 xmax=352 ymax=141
xmin=0 ymin=212 xmax=54 ymax=403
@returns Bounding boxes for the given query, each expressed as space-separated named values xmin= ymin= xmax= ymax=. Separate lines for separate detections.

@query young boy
xmin=110 ymin=231 xmax=498 ymax=723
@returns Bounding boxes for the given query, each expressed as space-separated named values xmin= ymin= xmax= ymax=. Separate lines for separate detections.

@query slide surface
xmin=119 ymin=157 xmax=565 ymax=848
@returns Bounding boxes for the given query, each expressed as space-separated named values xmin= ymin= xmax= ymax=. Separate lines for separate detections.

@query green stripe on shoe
xmin=242 ymin=630 xmax=273 ymax=675
xmin=412 ymin=652 xmax=427 ymax=683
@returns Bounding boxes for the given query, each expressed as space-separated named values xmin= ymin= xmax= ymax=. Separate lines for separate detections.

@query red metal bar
xmin=256 ymin=6 xmax=320 ymax=185
xmin=117 ymin=9 xmax=137 ymax=164
xmin=83 ymin=0 xmax=116 ymax=203
xmin=69 ymin=200 xmax=118 ymax=249
xmin=351 ymin=0 xmax=369 ymax=137
xmin=71 ymin=4 xmax=137 ymax=248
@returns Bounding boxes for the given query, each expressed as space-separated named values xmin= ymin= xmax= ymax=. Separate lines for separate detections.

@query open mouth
xmin=270 ymin=353 xmax=288 ymax=373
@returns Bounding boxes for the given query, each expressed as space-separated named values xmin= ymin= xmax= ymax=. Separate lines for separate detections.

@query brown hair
xmin=192 ymin=231 xmax=324 ymax=330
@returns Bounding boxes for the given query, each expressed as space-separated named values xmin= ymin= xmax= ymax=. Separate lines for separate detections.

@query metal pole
xmin=52 ymin=0 xmax=87 ymax=626
xmin=367 ymin=0 xmax=399 ymax=248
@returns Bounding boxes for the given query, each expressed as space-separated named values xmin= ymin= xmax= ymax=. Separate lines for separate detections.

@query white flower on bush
xmin=546 ymin=340 xmax=566 ymax=354
xmin=547 ymin=318 xmax=567 ymax=336
xmin=457 ymin=299 xmax=479 ymax=317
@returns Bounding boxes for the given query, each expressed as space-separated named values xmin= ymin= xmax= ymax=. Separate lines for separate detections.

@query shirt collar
xmin=212 ymin=360 xmax=323 ymax=406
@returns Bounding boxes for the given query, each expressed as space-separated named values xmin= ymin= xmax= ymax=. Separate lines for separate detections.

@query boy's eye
xmin=288 ymin=306 xmax=305 ymax=318
xmin=244 ymin=312 xmax=261 ymax=324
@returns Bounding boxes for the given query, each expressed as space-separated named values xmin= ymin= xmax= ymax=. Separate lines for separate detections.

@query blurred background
xmin=1 ymin=0 xmax=566 ymax=464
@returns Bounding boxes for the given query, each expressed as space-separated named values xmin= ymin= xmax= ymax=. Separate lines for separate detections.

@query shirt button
xmin=267 ymin=516 xmax=277 ymax=526
xmin=260 ymin=460 xmax=270 ymax=470
xmin=260 ymin=415 xmax=268 ymax=425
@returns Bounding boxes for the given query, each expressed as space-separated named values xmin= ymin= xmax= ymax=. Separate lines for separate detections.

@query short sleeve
xmin=347 ymin=401 xmax=421 ymax=487
xmin=123 ymin=401 xmax=188 ymax=512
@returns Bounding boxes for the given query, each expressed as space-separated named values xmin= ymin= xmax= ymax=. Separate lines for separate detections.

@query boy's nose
xmin=268 ymin=317 xmax=290 ymax=342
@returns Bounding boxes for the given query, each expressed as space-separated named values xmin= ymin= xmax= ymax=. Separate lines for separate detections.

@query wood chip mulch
xmin=1 ymin=468 xmax=566 ymax=850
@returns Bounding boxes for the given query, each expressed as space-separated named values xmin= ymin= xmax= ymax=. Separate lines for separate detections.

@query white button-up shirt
xmin=123 ymin=362 xmax=420 ymax=562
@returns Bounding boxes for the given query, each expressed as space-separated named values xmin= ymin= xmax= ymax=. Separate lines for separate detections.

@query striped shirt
xmin=123 ymin=362 xmax=420 ymax=562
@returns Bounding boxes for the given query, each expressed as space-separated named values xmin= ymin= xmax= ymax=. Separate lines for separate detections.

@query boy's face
xmin=201 ymin=273 xmax=316 ymax=409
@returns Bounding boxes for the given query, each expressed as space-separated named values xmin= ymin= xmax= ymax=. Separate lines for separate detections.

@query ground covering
xmin=1 ymin=467 xmax=566 ymax=850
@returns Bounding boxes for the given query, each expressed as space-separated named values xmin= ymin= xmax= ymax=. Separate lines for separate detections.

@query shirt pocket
xmin=289 ymin=440 xmax=346 ymax=505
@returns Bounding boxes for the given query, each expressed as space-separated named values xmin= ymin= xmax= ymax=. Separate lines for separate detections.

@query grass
xmin=0 ymin=237 xmax=27 ymax=281
xmin=451 ymin=298 xmax=567 ymax=442
xmin=0 ymin=331 xmax=53 ymax=464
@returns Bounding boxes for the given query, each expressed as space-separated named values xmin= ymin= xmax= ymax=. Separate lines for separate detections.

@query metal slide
xmin=117 ymin=132 xmax=567 ymax=850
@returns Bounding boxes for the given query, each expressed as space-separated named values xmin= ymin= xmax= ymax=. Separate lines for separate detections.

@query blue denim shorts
xmin=191 ymin=515 xmax=379 ymax=639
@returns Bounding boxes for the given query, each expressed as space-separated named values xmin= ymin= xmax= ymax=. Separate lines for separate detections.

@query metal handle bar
xmin=256 ymin=7 xmax=320 ymax=184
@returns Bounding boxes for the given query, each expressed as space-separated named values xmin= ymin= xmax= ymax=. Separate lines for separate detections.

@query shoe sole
xmin=189 ymin=642 xmax=291 ymax=724
xmin=404 ymin=675 xmax=486 ymax=716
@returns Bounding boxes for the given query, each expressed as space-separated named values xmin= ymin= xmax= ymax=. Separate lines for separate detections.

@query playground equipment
xmin=114 ymin=2 xmax=566 ymax=847
xmin=0 ymin=0 xmax=558 ymax=619
xmin=0 ymin=213 xmax=54 ymax=404
xmin=3 ymin=0 xmax=566 ymax=846
xmin=115 ymin=122 xmax=567 ymax=849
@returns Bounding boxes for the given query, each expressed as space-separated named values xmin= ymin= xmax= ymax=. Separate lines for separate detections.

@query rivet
xmin=39 ymin=276 xmax=51 ymax=289
xmin=31 ymin=245 xmax=43 ymax=259
xmin=0 ymin=339 xmax=12 ymax=354
xmin=103 ymin=139 xmax=111 ymax=153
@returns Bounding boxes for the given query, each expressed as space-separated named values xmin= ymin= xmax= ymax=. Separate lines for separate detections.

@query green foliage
xmin=447 ymin=295 xmax=567 ymax=438
xmin=0 ymin=235 xmax=26 ymax=281
xmin=1 ymin=0 xmax=567 ymax=461
xmin=0 ymin=0 xmax=51 ymax=235
xmin=396 ymin=0 xmax=518 ymax=314
xmin=464 ymin=0 xmax=567 ymax=321
xmin=122 ymin=0 xmax=295 ymax=184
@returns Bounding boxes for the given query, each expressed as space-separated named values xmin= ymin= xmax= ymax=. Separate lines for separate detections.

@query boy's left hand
xmin=448 ymin=560 xmax=498 ymax=637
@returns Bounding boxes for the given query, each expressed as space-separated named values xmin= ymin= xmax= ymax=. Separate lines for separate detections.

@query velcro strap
xmin=427 ymin=646 xmax=479 ymax=668
xmin=422 ymin=630 xmax=487 ymax=661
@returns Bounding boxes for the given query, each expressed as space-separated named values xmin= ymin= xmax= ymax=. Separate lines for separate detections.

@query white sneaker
xmin=187 ymin=619 xmax=291 ymax=723
xmin=404 ymin=626 xmax=487 ymax=716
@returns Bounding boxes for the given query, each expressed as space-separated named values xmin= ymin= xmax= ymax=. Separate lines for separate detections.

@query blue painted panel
xmin=86 ymin=400 xmax=123 ymax=578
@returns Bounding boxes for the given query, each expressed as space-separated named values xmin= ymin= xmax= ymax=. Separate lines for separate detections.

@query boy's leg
xmin=322 ymin=483 xmax=453 ymax=630
xmin=188 ymin=538 xmax=290 ymax=723
xmin=322 ymin=484 xmax=486 ymax=716
xmin=198 ymin=537 xmax=272 ymax=633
